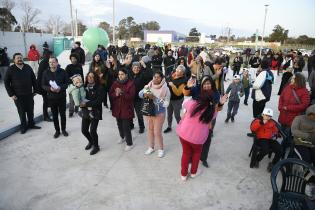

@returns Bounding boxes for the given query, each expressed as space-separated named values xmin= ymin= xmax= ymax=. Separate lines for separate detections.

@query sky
xmin=9 ymin=0 xmax=315 ymax=37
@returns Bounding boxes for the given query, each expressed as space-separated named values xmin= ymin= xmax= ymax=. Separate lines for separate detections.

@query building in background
xmin=144 ymin=30 xmax=185 ymax=43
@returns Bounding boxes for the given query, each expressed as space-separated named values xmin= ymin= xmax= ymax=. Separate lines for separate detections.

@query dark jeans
xmin=233 ymin=68 xmax=240 ymax=76
xmin=49 ymin=97 xmax=66 ymax=132
xmin=244 ymin=87 xmax=250 ymax=104
xmin=167 ymin=98 xmax=183 ymax=128
xmin=81 ymin=118 xmax=99 ymax=147
xmin=252 ymin=99 xmax=267 ymax=118
xmin=295 ymin=145 xmax=315 ymax=165
xmin=256 ymin=139 xmax=282 ymax=164
xmin=41 ymin=93 xmax=50 ymax=118
xmin=103 ymin=86 xmax=109 ymax=107
xmin=281 ymin=125 xmax=292 ymax=157
xmin=116 ymin=118 xmax=133 ymax=146
xmin=68 ymin=94 xmax=78 ymax=115
xmin=14 ymin=94 xmax=35 ymax=130
xmin=134 ymin=100 xmax=145 ymax=129
xmin=200 ymin=129 xmax=213 ymax=161
xmin=227 ymin=101 xmax=240 ymax=118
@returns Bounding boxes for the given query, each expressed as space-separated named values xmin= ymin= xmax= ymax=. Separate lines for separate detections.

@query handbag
xmin=141 ymin=98 xmax=156 ymax=116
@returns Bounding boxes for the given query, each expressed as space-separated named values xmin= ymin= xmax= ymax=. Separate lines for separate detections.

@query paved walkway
xmin=0 ymin=68 xmax=309 ymax=210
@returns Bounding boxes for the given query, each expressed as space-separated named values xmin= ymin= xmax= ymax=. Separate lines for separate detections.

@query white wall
xmin=0 ymin=32 xmax=54 ymax=59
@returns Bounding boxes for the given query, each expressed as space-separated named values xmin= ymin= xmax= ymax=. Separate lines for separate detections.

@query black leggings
xmin=81 ymin=118 xmax=99 ymax=147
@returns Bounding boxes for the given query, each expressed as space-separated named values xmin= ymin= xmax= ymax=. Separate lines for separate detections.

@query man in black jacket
xmin=71 ymin=41 xmax=85 ymax=65
xmin=37 ymin=50 xmax=52 ymax=121
xmin=65 ymin=53 xmax=84 ymax=117
xmin=42 ymin=57 xmax=69 ymax=138
xmin=4 ymin=53 xmax=41 ymax=134
xmin=163 ymin=50 xmax=176 ymax=78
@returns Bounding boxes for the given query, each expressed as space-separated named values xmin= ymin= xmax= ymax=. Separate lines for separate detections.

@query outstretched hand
xmin=220 ymin=94 xmax=228 ymax=104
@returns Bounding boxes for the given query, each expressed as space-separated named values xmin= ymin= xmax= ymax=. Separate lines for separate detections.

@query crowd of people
xmin=2 ymin=41 xmax=315 ymax=181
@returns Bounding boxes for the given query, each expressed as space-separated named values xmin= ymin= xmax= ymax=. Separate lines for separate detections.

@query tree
xmin=20 ymin=0 xmax=41 ymax=32
xmin=142 ymin=21 xmax=160 ymax=30
xmin=77 ymin=20 xmax=86 ymax=36
xmin=1 ymin=0 xmax=15 ymax=11
xmin=189 ymin=27 xmax=200 ymax=36
xmin=269 ymin=24 xmax=289 ymax=44
xmin=98 ymin=21 xmax=110 ymax=33
xmin=46 ymin=15 xmax=64 ymax=35
xmin=0 ymin=7 xmax=17 ymax=31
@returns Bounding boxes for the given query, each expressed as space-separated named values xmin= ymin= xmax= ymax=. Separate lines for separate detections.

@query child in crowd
xmin=250 ymin=108 xmax=282 ymax=172
xmin=240 ymin=69 xmax=252 ymax=105
xmin=225 ymin=75 xmax=244 ymax=123
xmin=68 ymin=74 xmax=93 ymax=118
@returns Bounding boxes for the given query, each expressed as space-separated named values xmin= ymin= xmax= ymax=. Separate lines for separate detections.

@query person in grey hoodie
xmin=225 ymin=75 xmax=244 ymax=123
xmin=291 ymin=104 xmax=315 ymax=165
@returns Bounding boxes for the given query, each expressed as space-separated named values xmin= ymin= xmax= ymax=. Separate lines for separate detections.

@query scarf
xmin=147 ymin=78 xmax=168 ymax=99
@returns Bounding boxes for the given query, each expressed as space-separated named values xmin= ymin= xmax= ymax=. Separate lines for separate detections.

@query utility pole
xmin=75 ymin=9 xmax=78 ymax=37
xmin=255 ymin=29 xmax=258 ymax=51
xmin=69 ymin=0 xmax=74 ymax=38
xmin=260 ymin=4 xmax=269 ymax=56
xmin=112 ymin=0 xmax=115 ymax=44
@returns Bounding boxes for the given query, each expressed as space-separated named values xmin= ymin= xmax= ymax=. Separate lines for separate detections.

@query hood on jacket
xmin=306 ymin=104 xmax=315 ymax=115
xmin=30 ymin=44 xmax=36 ymax=50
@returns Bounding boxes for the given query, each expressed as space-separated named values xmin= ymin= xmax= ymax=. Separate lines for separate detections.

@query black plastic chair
xmin=248 ymin=119 xmax=287 ymax=168
xmin=270 ymin=158 xmax=315 ymax=210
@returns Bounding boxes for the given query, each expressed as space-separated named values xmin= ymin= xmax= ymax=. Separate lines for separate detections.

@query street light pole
xmin=69 ymin=0 xmax=74 ymax=38
xmin=112 ymin=0 xmax=115 ymax=45
xmin=260 ymin=4 xmax=269 ymax=56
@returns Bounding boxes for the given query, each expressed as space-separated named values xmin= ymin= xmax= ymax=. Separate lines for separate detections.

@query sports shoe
xmin=190 ymin=170 xmax=202 ymax=178
xmin=124 ymin=145 xmax=134 ymax=151
xmin=157 ymin=149 xmax=165 ymax=158
xmin=181 ymin=176 xmax=187 ymax=181
xmin=117 ymin=137 xmax=125 ymax=144
xmin=144 ymin=147 xmax=154 ymax=155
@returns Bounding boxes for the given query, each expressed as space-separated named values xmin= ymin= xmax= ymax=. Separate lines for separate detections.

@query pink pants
xmin=144 ymin=112 xmax=165 ymax=150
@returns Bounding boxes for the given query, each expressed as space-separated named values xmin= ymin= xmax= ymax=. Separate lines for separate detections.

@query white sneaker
xmin=181 ymin=176 xmax=187 ymax=181
xmin=190 ymin=170 xmax=202 ymax=178
xmin=157 ymin=149 xmax=165 ymax=158
xmin=124 ymin=145 xmax=134 ymax=151
xmin=144 ymin=147 xmax=154 ymax=155
xmin=117 ymin=137 xmax=125 ymax=144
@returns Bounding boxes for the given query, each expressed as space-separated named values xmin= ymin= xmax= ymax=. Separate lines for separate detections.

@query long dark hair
xmin=85 ymin=71 xmax=100 ymax=87
xmin=190 ymin=89 xmax=216 ymax=124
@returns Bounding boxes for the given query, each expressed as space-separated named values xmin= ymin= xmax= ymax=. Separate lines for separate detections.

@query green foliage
xmin=0 ymin=7 xmax=17 ymax=31
xmin=268 ymin=24 xmax=289 ymax=44
xmin=189 ymin=27 xmax=201 ymax=36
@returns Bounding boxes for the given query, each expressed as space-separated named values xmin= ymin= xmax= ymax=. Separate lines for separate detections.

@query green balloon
xmin=82 ymin=27 xmax=109 ymax=53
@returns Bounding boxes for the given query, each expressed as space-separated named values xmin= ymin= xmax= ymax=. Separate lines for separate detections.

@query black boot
xmin=85 ymin=142 xmax=92 ymax=150
xmin=231 ymin=116 xmax=235 ymax=122
xmin=54 ymin=131 xmax=60 ymax=138
xmin=90 ymin=145 xmax=100 ymax=155
xmin=202 ymin=160 xmax=209 ymax=168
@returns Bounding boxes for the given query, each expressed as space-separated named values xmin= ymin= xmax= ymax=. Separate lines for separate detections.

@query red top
xmin=109 ymin=79 xmax=135 ymax=119
xmin=28 ymin=45 xmax=40 ymax=61
xmin=250 ymin=119 xmax=278 ymax=140
xmin=278 ymin=84 xmax=310 ymax=126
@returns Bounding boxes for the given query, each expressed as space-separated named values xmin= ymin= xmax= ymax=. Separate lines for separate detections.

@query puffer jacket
xmin=250 ymin=118 xmax=278 ymax=140
xmin=278 ymin=84 xmax=310 ymax=126
xmin=27 ymin=45 xmax=40 ymax=61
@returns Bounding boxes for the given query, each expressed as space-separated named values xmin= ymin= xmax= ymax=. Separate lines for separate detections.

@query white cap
xmin=233 ymin=75 xmax=240 ymax=80
xmin=262 ymin=108 xmax=273 ymax=117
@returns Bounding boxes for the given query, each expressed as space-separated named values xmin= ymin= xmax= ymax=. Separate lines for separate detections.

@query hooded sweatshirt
xmin=291 ymin=105 xmax=315 ymax=147
xmin=28 ymin=45 xmax=40 ymax=61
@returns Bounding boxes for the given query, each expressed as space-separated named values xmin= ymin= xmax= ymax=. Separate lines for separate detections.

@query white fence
xmin=0 ymin=32 xmax=54 ymax=59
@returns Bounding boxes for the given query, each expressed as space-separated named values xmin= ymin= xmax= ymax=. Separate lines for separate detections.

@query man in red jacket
xmin=27 ymin=44 xmax=40 ymax=76
xmin=250 ymin=108 xmax=282 ymax=172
